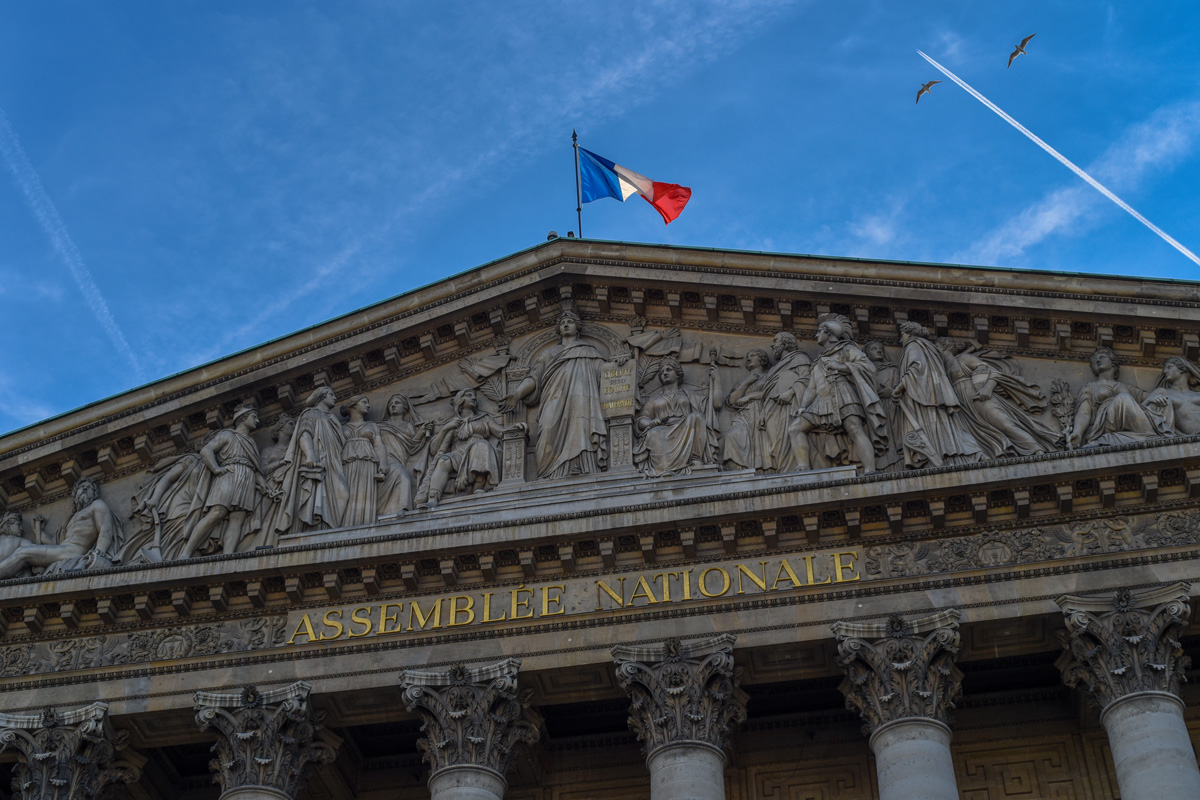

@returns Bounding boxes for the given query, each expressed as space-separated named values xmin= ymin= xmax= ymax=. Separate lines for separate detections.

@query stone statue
xmin=260 ymin=414 xmax=295 ymax=478
xmin=934 ymin=338 xmax=1059 ymax=456
xmin=1144 ymin=357 xmax=1200 ymax=435
xmin=417 ymin=389 xmax=523 ymax=509
xmin=376 ymin=393 xmax=433 ymax=516
xmin=1068 ymin=348 xmax=1169 ymax=449
xmin=339 ymin=395 xmax=388 ymax=528
xmin=722 ymin=348 xmax=773 ymax=471
xmin=0 ymin=477 xmax=123 ymax=579
xmin=789 ymin=314 xmax=888 ymax=473
xmin=0 ymin=511 xmax=37 ymax=564
xmin=271 ymin=387 xmax=350 ymax=536
xmin=180 ymin=404 xmax=278 ymax=558
xmin=892 ymin=322 xmax=984 ymax=469
xmin=500 ymin=310 xmax=610 ymax=479
xmin=125 ymin=448 xmax=208 ymax=563
xmin=633 ymin=356 xmax=720 ymax=477
xmin=759 ymin=332 xmax=812 ymax=473
xmin=864 ymin=341 xmax=903 ymax=471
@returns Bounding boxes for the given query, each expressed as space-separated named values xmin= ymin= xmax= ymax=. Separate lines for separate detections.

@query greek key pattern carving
xmin=611 ymin=634 xmax=748 ymax=758
xmin=0 ymin=615 xmax=288 ymax=679
xmin=863 ymin=510 xmax=1200 ymax=580
xmin=0 ymin=702 xmax=141 ymax=799
xmin=832 ymin=610 xmax=964 ymax=735
xmin=399 ymin=658 xmax=543 ymax=778
xmin=195 ymin=681 xmax=338 ymax=797
xmin=1056 ymin=582 xmax=1192 ymax=710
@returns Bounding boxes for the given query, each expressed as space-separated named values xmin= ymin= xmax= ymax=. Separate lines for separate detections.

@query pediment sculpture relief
xmin=9 ymin=313 xmax=1200 ymax=579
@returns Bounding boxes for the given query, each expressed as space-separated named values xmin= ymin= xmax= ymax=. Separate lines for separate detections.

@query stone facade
xmin=0 ymin=239 xmax=1198 ymax=798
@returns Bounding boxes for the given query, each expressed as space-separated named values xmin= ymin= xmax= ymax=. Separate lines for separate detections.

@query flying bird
xmin=916 ymin=80 xmax=942 ymax=104
xmin=1008 ymin=33 xmax=1036 ymax=68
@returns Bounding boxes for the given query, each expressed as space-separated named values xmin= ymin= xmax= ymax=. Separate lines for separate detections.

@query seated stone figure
xmin=634 ymin=356 xmax=719 ymax=477
xmin=1069 ymin=347 xmax=1170 ymax=448
xmin=1142 ymin=357 xmax=1200 ymax=436
xmin=0 ymin=477 xmax=123 ymax=579
xmin=0 ymin=511 xmax=36 ymax=564
xmin=417 ymin=389 xmax=524 ymax=510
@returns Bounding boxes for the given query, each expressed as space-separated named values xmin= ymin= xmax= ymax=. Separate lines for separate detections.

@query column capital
xmin=832 ymin=609 xmax=964 ymax=735
xmin=399 ymin=658 xmax=543 ymax=780
xmin=611 ymin=634 xmax=748 ymax=759
xmin=1056 ymin=582 xmax=1192 ymax=709
xmin=195 ymin=681 xmax=339 ymax=798
xmin=0 ymin=702 xmax=142 ymax=799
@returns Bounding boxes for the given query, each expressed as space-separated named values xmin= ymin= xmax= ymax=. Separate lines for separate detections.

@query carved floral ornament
xmin=0 ymin=701 xmax=142 ymax=800
xmin=610 ymin=634 xmax=748 ymax=758
xmin=399 ymin=658 xmax=543 ymax=779
xmin=1055 ymin=581 xmax=1192 ymax=710
xmin=831 ymin=609 xmax=964 ymax=735
xmin=194 ymin=680 xmax=339 ymax=797
xmin=8 ymin=311 xmax=1200 ymax=582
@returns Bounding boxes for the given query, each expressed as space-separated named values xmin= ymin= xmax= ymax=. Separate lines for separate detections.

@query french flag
xmin=578 ymin=147 xmax=692 ymax=225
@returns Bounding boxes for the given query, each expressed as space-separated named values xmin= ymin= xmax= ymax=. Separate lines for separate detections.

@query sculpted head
xmin=658 ymin=357 xmax=684 ymax=385
xmin=0 ymin=512 xmax=21 ymax=537
xmin=386 ymin=393 xmax=414 ymax=420
xmin=305 ymin=386 xmax=338 ymax=409
xmin=72 ymin=477 xmax=99 ymax=511
xmin=816 ymin=313 xmax=854 ymax=345
xmin=745 ymin=348 xmax=771 ymax=371
xmin=556 ymin=310 xmax=582 ymax=339
xmin=453 ymin=388 xmax=478 ymax=415
xmin=1159 ymin=357 xmax=1200 ymax=389
xmin=898 ymin=321 xmax=929 ymax=343
xmin=272 ymin=413 xmax=295 ymax=442
xmin=934 ymin=337 xmax=968 ymax=355
xmin=771 ymin=332 xmax=799 ymax=358
xmin=864 ymin=340 xmax=887 ymax=362
xmin=341 ymin=394 xmax=370 ymax=418
xmin=1089 ymin=347 xmax=1119 ymax=378
xmin=231 ymin=403 xmax=259 ymax=430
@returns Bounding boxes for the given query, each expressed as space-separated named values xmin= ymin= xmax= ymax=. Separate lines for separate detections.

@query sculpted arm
xmin=499 ymin=375 xmax=537 ymax=413
xmin=92 ymin=503 xmax=115 ymax=557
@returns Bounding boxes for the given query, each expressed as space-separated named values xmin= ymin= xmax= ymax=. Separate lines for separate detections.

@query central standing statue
xmin=501 ymin=311 xmax=609 ymax=478
xmin=789 ymin=314 xmax=888 ymax=473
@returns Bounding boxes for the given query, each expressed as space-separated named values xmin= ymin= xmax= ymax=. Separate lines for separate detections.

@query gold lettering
xmin=803 ymin=554 xmax=832 ymax=585
xmin=771 ymin=559 xmax=804 ymax=591
xmin=347 ymin=606 xmax=373 ymax=638
xmin=482 ymin=592 xmax=507 ymax=623
xmin=595 ymin=577 xmax=626 ymax=610
xmin=379 ymin=603 xmax=404 ymax=635
xmin=511 ymin=584 xmax=535 ymax=619
xmin=322 ymin=609 xmax=344 ymax=640
xmin=447 ymin=595 xmax=475 ymax=627
xmin=699 ymin=567 xmax=731 ymax=598
xmin=680 ymin=569 xmax=692 ymax=601
xmin=627 ymin=575 xmax=660 ymax=606
xmin=651 ymin=572 xmax=675 ymax=602
xmin=542 ymin=584 xmax=566 ymax=616
xmin=833 ymin=551 xmax=861 ymax=583
xmin=286 ymin=613 xmax=318 ymax=645
xmin=407 ymin=598 xmax=444 ymax=631
xmin=736 ymin=561 xmax=769 ymax=595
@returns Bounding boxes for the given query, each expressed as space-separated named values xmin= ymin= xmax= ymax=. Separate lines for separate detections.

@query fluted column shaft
xmin=400 ymin=659 xmax=543 ymax=800
xmin=832 ymin=610 xmax=964 ymax=800
xmin=612 ymin=635 xmax=747 ymax=800
xmin=1057 ymin=583 xmax=1200 ymax=800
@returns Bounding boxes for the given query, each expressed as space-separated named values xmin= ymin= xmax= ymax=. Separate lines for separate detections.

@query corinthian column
xmin=0 ymin=702 xmax=142 ymax=799
xmin=399 ymin=659 xmax=543 ymax=800
xmin=195 ymin=681 xmax=339 ymax=800
xmin=832 ymin=610 xmax=964 ymax=800
xmin=1056 ymin=583 xmax=1200 ymax=800
xmin=611 ymin=635 xmax=748 ymax=800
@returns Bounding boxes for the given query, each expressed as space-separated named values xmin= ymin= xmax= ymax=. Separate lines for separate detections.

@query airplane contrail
xmin=917 ymin=50 xmax=1200 ymax=268
xmin=0 ymin=107 xmax=143 ymax=376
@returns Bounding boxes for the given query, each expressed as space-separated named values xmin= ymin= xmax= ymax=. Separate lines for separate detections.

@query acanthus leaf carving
xmin=832 ymin=609 xmax=964 ymax=736
xmin=1055 ymin=582 xmax=1192 ymax=709
xmin=194 ymin=681 xmax=338 ymax=796
xmin=399 ymin=658 xmax=543 ymax=779
xmin=611 ymin=634 xmax=748 ymax=758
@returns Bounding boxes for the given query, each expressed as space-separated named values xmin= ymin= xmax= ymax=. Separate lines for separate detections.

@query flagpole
xmin=572 ymin=130 xmax=582 ymax=238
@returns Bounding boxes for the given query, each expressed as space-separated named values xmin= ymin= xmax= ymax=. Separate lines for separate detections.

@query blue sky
xmin=2 ymin=2 xmax=1198 ymax=435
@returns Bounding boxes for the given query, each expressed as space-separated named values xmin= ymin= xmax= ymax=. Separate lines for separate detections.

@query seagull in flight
xmin=1008 ymin=33 xmax=1036 ymax=68
xmin=916 ymin=80 xmax=942 ymax=104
